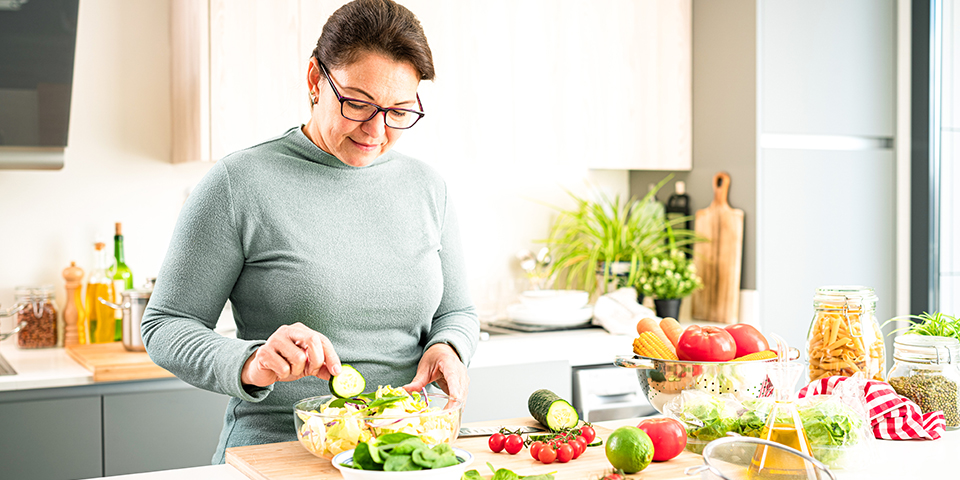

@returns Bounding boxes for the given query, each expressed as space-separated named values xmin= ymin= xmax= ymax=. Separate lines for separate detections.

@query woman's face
xmin=304 ymin=52 xmax=421 ymax=167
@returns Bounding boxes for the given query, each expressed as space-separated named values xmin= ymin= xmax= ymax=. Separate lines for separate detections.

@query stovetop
xmin=479 ymin=319 xmax=604 ymax=335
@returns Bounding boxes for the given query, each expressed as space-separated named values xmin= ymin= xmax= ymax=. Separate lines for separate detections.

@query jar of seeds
xmin=12 ymin=285 xmax=59 ymax=348
xmin=887 ymin=334 xmax=960 ymax=429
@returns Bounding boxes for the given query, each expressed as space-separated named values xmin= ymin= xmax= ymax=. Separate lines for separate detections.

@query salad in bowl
xmin=294 ymin=385 xmax=463 ymax=460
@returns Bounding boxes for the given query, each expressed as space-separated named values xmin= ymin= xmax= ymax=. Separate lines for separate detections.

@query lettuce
xmin=675 ymin=393 xmax=740 ymax=442
xmin=800 ymin=399 xmax=864 ymax=447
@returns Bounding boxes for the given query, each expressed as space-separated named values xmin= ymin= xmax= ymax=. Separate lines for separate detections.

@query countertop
xmin=0 ymin=326 xmax=634 ymax=392
xmin=84 ymin=417 xmax=960 ymax=479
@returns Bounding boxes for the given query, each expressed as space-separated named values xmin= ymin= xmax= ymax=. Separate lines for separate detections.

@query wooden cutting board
xmin=691 ymin=172 xmax=744 ymax=324
xmin=65 ymin=342 xmax=173 ymax=382
xmin=225 ymin=418 xmax=702 ymax=479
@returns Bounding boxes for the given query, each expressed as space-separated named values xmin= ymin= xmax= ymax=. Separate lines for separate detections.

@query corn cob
xmin=732 ymin=350 xmax=777 ymax=362
xmin=633 ymin=332 xmax=679 ymax=360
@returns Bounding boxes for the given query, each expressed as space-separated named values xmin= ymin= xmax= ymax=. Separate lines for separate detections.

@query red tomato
xmin=529 ymin=441 xmax=543 ymax=460
xmin=580 ymin=425 xmax=596 ymax=444
xmin=724 ymin=324 xmax=770 ymax=358
xmin=556 ymin=444 xmax=574 ymax=463
xmin=488 ymin=433 xmax=506 ymax=453
xmin=637 ymin=417 xmax=688 ymax=462
xmin=504 ymin=434 xmax=524 ymax=455
xmin=676 ymin=325 xmax=737 ymax=362
xmin=538 ymin=444 xmax=557 ymax=464
xmin=576 ymin=434 xmax=587 ymax=447
xmin=568 ymin=439 xmax=585 ymax=458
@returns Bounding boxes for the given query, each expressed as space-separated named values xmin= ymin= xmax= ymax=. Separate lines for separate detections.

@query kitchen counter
xmin=85 ymin=417 xmax=960 ymax=479
xmin=0 ymin=326 xmax=632 ymax=392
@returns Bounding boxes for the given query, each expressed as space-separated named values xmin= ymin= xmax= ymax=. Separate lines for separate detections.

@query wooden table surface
xmin=225 ymin=417 xmax=702 ymax=480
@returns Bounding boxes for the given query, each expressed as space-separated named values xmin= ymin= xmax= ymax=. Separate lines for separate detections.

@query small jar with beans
xmin=13 ymin=285 xmax=60 ymax=348
xmin=887 ymin=334 xmax=960 ymax=430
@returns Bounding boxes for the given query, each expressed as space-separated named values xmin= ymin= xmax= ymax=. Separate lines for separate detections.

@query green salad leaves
xmin=347 ymin=432 xmax=460 ymax=471
xmin=461 ymin=462 xmax=555 ymax=480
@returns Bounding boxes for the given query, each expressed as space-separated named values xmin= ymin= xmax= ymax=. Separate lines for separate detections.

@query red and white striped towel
xmin=798 ymin=376 xmax=946 ymax=440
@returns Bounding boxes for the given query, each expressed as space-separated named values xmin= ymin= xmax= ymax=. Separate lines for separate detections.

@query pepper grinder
xmin=62 ymin=261 xmax=84 ymax=346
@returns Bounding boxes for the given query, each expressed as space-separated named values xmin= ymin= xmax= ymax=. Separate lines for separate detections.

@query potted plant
xmin=635 ymin=247 xmax=703 ymax=319
xmin=543 ymin=176 xmax=700 ymax=297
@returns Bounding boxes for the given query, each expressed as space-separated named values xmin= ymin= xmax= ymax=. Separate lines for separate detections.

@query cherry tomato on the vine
xmin=529 ymin=441 xmax=543 ymax=460
xmin=569 ymin=439 xmax=585 ymax=459
xmin=488 ymin=433 xmax=505 ymax=453
xmin=576 ymin=435 xmax=588 ymax=447
xmin=556 ymin=444 xmax=574 ymax=463
xmin=538 ymin=444 xmax=557 ymax=464
xmin=504 ymin=434 xmax=524 ymax=455
xmin=580 ymin=425 xmax=596 ymax=444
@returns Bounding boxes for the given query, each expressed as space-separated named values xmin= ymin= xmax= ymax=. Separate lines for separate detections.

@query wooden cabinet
xmin=171 ymin=0 xmax=306 ymax=163
xmin=171 ymin=0 xmax=691 ymax=170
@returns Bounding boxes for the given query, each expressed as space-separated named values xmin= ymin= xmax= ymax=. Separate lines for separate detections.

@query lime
xmin=605 ymin=426 xmax=654 ymax=474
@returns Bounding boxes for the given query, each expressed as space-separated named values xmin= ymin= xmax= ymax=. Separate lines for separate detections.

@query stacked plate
xmin=506 ymin=290 xmax=593 ymax=327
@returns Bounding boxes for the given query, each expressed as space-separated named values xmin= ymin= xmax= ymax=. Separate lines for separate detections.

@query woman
xmin=141 ymin=0 xmax=478 ymax=464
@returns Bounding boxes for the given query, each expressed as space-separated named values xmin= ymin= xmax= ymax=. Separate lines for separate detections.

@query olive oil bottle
xmin=85 ymin=242 xmax=116 ymax=343
xmin=109 ymin=223 xmax=133 ymax=342
xmin=748 ymin=359 xmax=818 ymax=480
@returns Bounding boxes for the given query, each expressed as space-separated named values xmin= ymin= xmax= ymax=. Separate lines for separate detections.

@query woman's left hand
xmin=402 ymin=343 xmax=468 ymax=400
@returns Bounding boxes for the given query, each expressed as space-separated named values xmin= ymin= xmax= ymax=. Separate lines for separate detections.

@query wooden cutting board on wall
xmin=691 ymin=172 xmax=744 ymax=324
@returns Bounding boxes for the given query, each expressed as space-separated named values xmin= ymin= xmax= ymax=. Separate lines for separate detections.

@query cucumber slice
xmin=329 ymin=365 xmax=366 ymax=398
xmin=528 ymin=388 xmax=579 ymax=431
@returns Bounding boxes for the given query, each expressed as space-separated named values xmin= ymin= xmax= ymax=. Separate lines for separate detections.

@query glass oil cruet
xmin=749 ymin=336 xmax=817 ymax=480
xmin=84 ymin=242 xmax=116 ymax=343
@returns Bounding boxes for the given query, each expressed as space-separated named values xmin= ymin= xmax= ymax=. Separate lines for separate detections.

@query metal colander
xmin=615 ymin=355 xmax=782 ymax=413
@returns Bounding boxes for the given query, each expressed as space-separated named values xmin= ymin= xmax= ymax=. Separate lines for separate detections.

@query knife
xmin=459 ymin=425 xmax=546 ymax=437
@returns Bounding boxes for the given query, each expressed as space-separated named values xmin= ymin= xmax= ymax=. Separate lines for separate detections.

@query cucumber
xmin=528 ymin=389 xmax=579 ymax=431
xmin=329 ymin=365 xmax=366 ymax=398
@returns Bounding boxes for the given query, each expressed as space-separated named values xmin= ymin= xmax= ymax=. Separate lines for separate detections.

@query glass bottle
xmin=109 ymin=222 xmax=133 ymax=342
xmin=806 ymin=286 xmax=885 ymax=383
xmin=13 ymin=285 xmax=59 ymax=348
xmin=887 ymin=334 xmax=960 ymax=430
xmin=85 ymin=242 xmax=115 ymax=343
xmin=749 ymin=361 xmax=817 ymax=480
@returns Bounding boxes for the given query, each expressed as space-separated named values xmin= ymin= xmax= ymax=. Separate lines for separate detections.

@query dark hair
xmin=312 ymin=0 xmax=435 ymax=81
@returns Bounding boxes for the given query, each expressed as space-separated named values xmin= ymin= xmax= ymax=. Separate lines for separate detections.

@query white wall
xmin=0 ymin=0 xmax=628 ymax=323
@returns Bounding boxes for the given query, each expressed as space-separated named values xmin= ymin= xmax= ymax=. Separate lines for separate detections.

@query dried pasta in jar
xmin=806 ymin=286 xmax=885 ymax=382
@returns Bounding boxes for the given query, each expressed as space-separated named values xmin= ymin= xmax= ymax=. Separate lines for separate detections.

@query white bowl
xmin=332 ymin=446 xmax=474 ymax=480
xmin=518 ymin=289 xmax=589 ymax=311
xmin=507 ymin=304 xmax=594 ymax=327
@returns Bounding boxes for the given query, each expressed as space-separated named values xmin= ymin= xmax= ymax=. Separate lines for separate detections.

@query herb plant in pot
xmin=543 ymin=177 xmax=699 ymax=298
xmin=636 ymin=248 xmax=703 ymax=319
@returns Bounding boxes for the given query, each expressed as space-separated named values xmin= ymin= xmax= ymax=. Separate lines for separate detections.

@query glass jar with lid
xmin=887 ymin=334 xmax=960 ymax=430
xmin=13 ymin=285 xmax=59 ymax=348
xmin=806 ymin=285 xmax=885 ymax=383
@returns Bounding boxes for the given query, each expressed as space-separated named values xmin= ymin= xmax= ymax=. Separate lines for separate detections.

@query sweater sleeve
xmin=424 ymin=190 xmax=480 ymax=366
xmin=141 ymin=161 xmax=273 ymax=402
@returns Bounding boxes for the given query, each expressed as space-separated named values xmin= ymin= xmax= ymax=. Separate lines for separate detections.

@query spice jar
xmin=806 ymin=286 xmax=885 ymax=382
xmin=887 ymin=335 xmax=960 ymax=430
xmin=13 ymin=285 xmax=59 ymax=348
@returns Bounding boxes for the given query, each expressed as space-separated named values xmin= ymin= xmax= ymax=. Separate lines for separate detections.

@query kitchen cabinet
xmin=103 ymin=387 xmax=230 ymax=476
xmin=171 ymin=0 xmax=692 ymax=170
xmin=463 ymin=360 xmax=569 ymax=423
xmin=0 ymin=378 xmax=229 ymax=480
xmin=0 ymin=396 xmax=102 ymax=480
xmin=171 ymin=0 xmax=306 ymax=163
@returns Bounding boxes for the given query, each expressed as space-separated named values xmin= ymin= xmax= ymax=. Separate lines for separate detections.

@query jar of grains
xmin=806 ymin=286 xmax=885 ymax=382
xmin=887 ymin=334 xmax=960 ymax=429
xmin=14 ymin=285 xmax=59 ymax=348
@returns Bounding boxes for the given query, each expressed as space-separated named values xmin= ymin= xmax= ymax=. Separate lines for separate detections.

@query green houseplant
xmin=635 ymin=246 xmax=703 ymax=319
xmin=543 ymin=176 xmax=700 ymax=296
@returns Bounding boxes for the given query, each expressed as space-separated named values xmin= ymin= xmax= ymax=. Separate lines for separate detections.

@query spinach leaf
xmin=461 ymin=470 xmax=484 ymax=480
xmin=392 ymin=437 xmax=428 ymax=455
xmin=384 ymin=453 xmax=423 ymax=471
xmin=491 ymin=468 xmax=521 ymax=480
xmin=352 ymin=442 xmax=382 ymax=471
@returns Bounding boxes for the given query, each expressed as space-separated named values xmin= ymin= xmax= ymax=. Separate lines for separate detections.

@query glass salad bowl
xmin=294 ymin=387 xmax=463 ymax=460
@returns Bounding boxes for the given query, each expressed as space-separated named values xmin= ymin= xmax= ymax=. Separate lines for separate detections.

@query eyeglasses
xmin=317 ymin=61 xmax=425 ymax=130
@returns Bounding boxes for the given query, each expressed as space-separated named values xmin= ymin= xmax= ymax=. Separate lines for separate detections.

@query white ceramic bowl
xmin=518 ymin=289 xmax=589 ymax=311
xmin=332 ymin=447 xmax=474 ymax=480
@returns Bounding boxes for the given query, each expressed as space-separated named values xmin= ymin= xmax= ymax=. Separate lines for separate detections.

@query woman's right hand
xmin=240 ymin=322 xmax=342 ymax=387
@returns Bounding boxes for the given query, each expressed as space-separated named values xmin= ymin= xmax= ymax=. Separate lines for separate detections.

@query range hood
xmin=0 ymin=0 xmax=79 ymax=170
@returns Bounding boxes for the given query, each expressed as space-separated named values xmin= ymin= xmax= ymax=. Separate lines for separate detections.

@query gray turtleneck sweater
xmin=141 ymin=127 xmax=479 ymax=464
